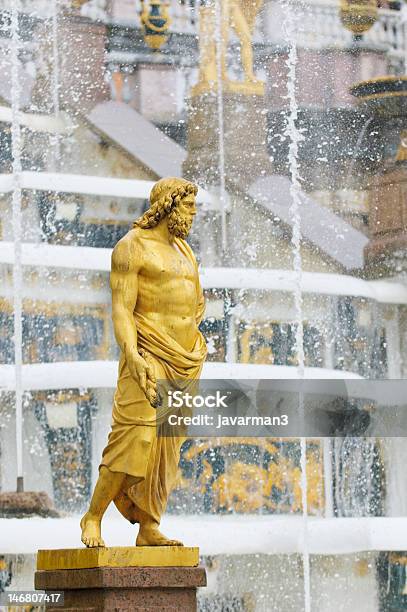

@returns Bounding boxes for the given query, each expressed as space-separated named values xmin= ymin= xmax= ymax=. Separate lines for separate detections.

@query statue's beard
xmin=167 ymin=208 xmax=192 ymax=239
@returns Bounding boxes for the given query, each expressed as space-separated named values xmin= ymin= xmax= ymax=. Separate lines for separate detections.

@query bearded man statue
xmin=80 ymin=177 xmax=207 ymax=547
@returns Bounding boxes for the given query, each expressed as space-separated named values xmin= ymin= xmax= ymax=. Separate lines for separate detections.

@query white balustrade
xmin=292 ymin=1 xmax=404 ymax=57
xmin=1 ymin=0 xmax=403 ymax=58
xmin=169 ymin=0 xmax=197 ymax=34
xmin=130 ymin=0 xmax=407 ymax=60
xmin=166 ymin=0 xmax=406 ymax=60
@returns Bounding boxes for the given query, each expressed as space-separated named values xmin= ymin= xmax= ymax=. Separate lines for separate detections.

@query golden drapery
xmin=100 ymin=238 xmax=207 ymax=524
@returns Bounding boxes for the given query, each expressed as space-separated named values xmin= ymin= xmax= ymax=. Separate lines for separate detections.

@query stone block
xmin=35 ymin=547 xmax=206 ymax=611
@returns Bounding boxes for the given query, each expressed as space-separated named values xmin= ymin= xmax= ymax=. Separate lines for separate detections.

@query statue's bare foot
xmin=80 ymin=512 xmax=105 ymax=548
xmin=136 ymin=525 xmax=183 ymax=547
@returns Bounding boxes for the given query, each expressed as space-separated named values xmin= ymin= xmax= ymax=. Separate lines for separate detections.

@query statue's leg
xmin=231 ymin=6 xmax=256 ymax=81
xmin=127 ymin=432 xmax=185 ymax=547
xmin=136 ymin=507 xmax=183 ymax=547
xmin=221 ymin=0 xmax=230 ymax=80
xmin=198 ymin=6 xmax=218 ymax=84
xmin=80 ymin=466 xmax=126 ymax=547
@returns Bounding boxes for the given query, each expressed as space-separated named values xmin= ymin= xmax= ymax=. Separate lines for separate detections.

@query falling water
xmin=10 ymin=0 xmax=24 ymax=492
xmin=214 ymin=0 xmax=227 ymax=255
xmin=283 ymin=2 xmax=311 ymax=611
xmin=345 ymin=117 xmax=373 ymax=185
xmin=213 ymin=0 xmax=230 ymax=513
xmin=334 ymin=437 xmax=378 ymax=517
xmin=51 ymin=0 xmax=61 ymax=170
xmin=403 ymin=2 xmax=407 ymax=73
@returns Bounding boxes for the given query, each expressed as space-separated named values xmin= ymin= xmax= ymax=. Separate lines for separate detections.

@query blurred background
xmin=1 ymin=0 xmax=407 ymax=610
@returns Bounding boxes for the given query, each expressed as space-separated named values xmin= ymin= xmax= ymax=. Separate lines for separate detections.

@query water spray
xmin=11 ymin=0 xmax=24 ymax=494
xmin=283 ymin=2 xmax=311 ymax=611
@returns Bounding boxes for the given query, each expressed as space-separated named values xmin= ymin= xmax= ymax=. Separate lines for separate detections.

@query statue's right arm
xmin=110 ymin=235 xmax=152 ymax=394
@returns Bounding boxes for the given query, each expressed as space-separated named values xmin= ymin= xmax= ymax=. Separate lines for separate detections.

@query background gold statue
xmin=80 ymin=177 xmax=207 ymax=547
xmin=195 ymin=0 xmax=264 ymax=93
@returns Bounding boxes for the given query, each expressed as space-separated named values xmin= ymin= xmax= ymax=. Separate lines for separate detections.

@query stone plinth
xmin=58 ymin=11 xmax=109 ymax=114
xmin=0 ymin=491 xmax=58 ymax=518
xmin=31 ymin=11 xmax=109 ymax=116
xmin=364 ymin=164 xmax=407 ymax=275
xmin=350 ymin=79 xmax=407 ymax=274
xmin=183 ymin=91 xmax=273 ymax=189
xmin=35 ymin=547 xmax=206 ymax=611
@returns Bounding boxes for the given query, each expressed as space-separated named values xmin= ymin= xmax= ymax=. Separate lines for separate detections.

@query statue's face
xmin=174 ymin=193 xmax=197 ymax=237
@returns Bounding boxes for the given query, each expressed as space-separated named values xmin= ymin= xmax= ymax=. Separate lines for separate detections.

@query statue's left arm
xmin=196 ymin=279 xmax=205 ymax=326
xmin=178 ymin=237 xmax=205 ymax=326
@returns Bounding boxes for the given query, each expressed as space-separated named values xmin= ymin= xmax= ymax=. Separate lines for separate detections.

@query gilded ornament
xmin=339 ymin=0 xmax=378 ymax=35
xmin=193 ymin=0 xmax=265 ymax=96
xmin=140 ymin=0 xmax=171 ymax=50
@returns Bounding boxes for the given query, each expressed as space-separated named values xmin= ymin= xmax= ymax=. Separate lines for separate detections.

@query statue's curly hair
xmin=134 ymin=177 xmax=198 ymax=230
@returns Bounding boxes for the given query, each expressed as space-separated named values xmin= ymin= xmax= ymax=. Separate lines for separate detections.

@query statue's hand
xmin=146 ymin=377 xmax=160 ymax=408
xmin=126 ymin=348 xmax=158 ymax=407
xmin=126 ymin=350 xmax=152 ymax=391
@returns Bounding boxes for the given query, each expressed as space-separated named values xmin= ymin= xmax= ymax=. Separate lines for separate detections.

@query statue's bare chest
xmin=141 ymin=243 xmax=196 ymax=284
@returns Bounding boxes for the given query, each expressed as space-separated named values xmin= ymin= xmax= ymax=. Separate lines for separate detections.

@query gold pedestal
xmin=37 ymin=545 xmax=199 ymax=570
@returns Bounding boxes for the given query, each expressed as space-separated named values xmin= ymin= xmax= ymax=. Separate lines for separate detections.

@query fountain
xmin=1 ymin=0 xmax=407 ymax=610
xmin=10 ymin=0 xmax=23 ymax=494
xmin=283 ymin=3 xmax=311 ymax=611
xmin=0 ymin=0 xmax=57 ymax=519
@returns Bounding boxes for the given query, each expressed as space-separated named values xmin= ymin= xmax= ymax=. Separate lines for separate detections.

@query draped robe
xmin=100 ymin=238 xmax=207 ymax=524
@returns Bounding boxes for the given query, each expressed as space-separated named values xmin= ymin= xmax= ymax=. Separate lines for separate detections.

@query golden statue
xmin=80 ymin=177 xmax=207 ymax=547
xmin=396 ymin=130 xmax=407 ymax=163
xmin=194 ymin=0 xmax=264 ymax=95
